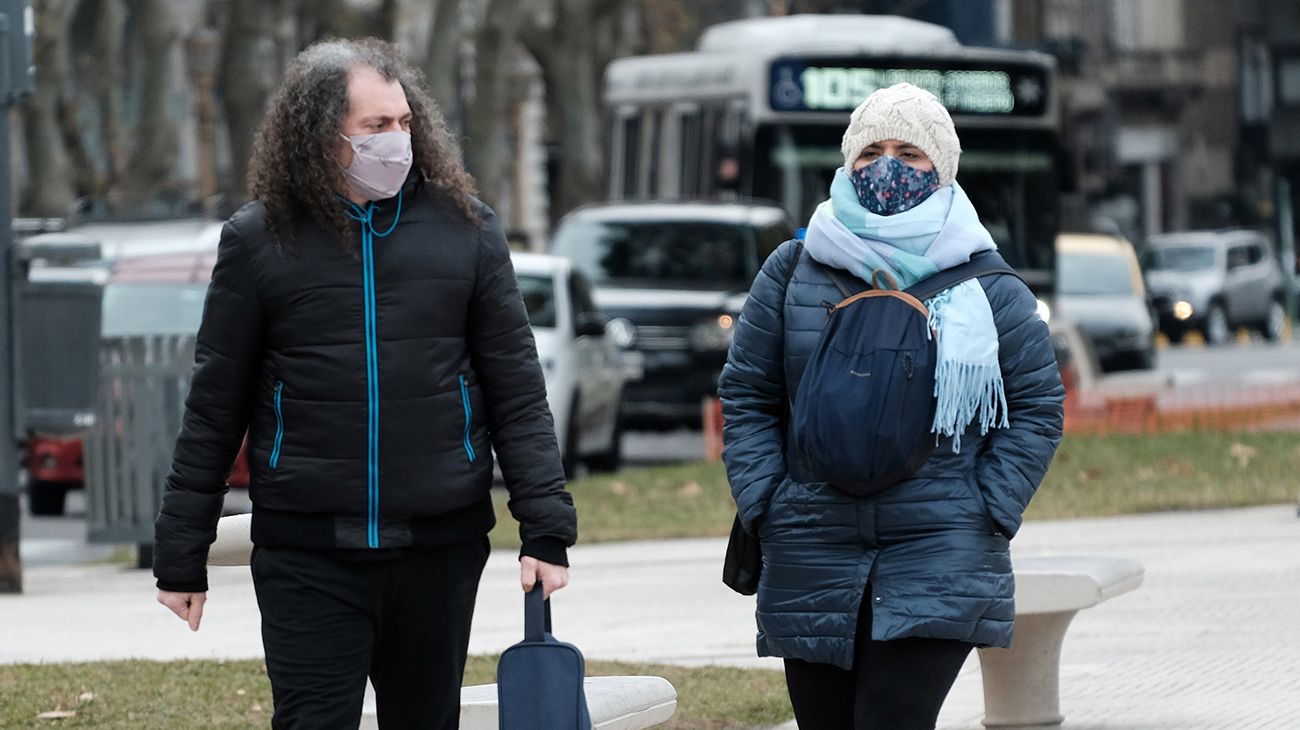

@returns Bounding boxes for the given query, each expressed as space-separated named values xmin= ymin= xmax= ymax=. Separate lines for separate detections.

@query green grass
xmin=489 ymin=431 xmax=1300 ymax=549
xmin=490 ymin=461 xmax=737 ymax=548
xmin=1026 ymin=431 xmax=1300 ymax=519
xmin=0 ymin=658 xmax=792 ymax=730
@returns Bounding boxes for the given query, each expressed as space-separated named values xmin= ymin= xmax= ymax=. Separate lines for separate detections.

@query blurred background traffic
xmin=6 ymin=0 xmax=1300 ymax=570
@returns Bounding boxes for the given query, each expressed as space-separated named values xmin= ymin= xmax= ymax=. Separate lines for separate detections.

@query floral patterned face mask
xmin=849 ymin=155 xmax=942 ymax=216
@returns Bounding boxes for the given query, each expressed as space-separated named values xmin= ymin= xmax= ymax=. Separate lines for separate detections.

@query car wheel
xmin=561 ymin=395 xmax=581 ymax=480
xmin=1262 ymin=299 xmax=1287 ymax=342
xmin=585 ymin=406 xmax=624 ymax=474
xmin=1203 ymin=303 xmax=1230 ymax=346
xmin=29 ymin=480 xmax=69 ymax=516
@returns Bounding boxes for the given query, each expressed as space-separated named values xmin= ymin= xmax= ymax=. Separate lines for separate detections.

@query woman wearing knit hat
xmin=719 ymin=83 xmax=1064 ymax=728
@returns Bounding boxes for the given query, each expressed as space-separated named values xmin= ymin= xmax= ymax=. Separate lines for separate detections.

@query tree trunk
xmin=117 ymin=0 xmax=180 ymax=210
xmin=522 ymin=0 xmax=624 ymax=223
xmin=464 ymin=0 xmax=525 ymax=210
xmin=88 ymin=0 xmax=126 ymax=193
xmin=219 ymin=0 xmax=281 ymax=206
xmin=21 ymin=0 xmax=80 ymax=217
xmin=422 ymin=0 xmax=464 ymax=127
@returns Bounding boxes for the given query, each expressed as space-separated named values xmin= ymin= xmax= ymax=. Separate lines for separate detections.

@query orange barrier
xmin=1066 ymin=383 xmax=1300 ymax=435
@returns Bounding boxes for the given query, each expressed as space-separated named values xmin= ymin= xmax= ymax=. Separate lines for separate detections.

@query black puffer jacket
xmin=154 ymin=180 xmax=577 ymax=592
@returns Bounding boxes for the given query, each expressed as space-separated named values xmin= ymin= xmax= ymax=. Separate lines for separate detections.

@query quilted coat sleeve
xmin=717 ymin=240 xmax=800 ymax=532
xmin=975 ymin=275 xmax=1065 ymax=538
xmin=467 ymin=206 xmax=577 ymax=566
xmin=154 ymin=220 xmax=262 ymax=592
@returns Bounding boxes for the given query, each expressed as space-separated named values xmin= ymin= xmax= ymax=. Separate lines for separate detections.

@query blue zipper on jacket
xmin=458 ymin=374 xmax=477 ymax=462
xmin=344 ymin=191 xmax=404 ymax=549
xmin=270 ymin=381 xmax=285 ymax=469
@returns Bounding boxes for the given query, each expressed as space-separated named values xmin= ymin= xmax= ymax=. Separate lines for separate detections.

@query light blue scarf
xmin=803 ymin=168 xmax=1008 ymax=450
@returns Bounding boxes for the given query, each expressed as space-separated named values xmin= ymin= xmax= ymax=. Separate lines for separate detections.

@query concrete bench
xmin=981 ymin=555 xmax=1145 ymax=729
xmin=209 ymin=515 xmax=678 ymax=729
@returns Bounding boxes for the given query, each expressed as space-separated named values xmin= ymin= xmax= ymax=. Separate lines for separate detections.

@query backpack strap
xmin=781 ymin=240 xmax=804 ymax=300
xmin=823 ymin=267 xmax=859 ymax=299
xmin=904 ymin=250 xmax=1024 ymax=302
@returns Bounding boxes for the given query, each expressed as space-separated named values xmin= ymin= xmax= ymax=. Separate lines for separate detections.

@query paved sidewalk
xmin=3 ymin=505 xmax=1299 ymax=729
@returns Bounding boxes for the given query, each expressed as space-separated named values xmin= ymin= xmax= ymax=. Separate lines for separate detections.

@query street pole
xmin=0 ymin=102 xmax=18 ymax=593
xmin=0 ymin=0 xmax=35 ymax=594
xmin=1278 ymin=177 xmax=1297 ymax=326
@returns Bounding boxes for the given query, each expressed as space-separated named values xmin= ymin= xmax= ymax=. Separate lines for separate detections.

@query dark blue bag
xmin=791 ymin=251 xmax=1019 ymax=496
xmin=497 ymin=585 xmax=592 ymax=730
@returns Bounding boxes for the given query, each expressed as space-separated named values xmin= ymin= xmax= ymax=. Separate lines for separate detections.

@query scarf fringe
xmin=931 ymin=359 xmax=1009 ymax=453
xmin=928 ymin=290 xmax=1008 ymax=453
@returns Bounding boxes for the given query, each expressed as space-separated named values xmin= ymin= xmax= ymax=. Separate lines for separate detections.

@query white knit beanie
xmin=840 ymin=82 xmax=962 ymax=186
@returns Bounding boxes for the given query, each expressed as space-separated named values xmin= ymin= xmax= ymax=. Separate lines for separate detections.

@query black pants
xmin=783 ymin=588 xmax=974 ymax=730
xmin=251 ymin=539 xmax=490 ymax=730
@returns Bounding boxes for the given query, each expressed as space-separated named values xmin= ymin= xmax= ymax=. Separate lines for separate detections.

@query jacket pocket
xmin=970 ymin=478 xmax=1002 ymax=537
xmin=458 ymin=374 xmax=477 ymax=463
xmin=270 ymin=381 xmax=285 ymax=470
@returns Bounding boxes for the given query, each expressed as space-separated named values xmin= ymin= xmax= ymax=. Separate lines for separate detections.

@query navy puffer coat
xmin=719 ymin=240 xmax=1064 ymax=669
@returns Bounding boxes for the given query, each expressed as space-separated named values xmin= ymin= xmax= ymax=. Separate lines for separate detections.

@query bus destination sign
xmin=769 ymin=58 xmax=1048 ymax=117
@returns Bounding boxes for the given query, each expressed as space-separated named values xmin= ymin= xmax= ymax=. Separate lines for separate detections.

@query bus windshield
xmin=751 ymin=124 xmax=1060 ymax=277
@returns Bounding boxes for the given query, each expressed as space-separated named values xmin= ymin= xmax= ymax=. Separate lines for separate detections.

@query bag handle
xmin=524 ymin=583 xmax=553 ymax=641
xmin=871 ymin=269 xmax=900 ymax=291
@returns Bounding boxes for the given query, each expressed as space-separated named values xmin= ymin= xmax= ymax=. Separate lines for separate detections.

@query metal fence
xmin=84 ymin=334 xmax=195 ymax=544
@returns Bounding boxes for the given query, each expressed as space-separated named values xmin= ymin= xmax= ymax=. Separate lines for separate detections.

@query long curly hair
xmin=247 ymin=38 xmax=478 ymax=247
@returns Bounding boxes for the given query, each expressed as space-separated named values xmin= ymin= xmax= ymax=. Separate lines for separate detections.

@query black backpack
xmin=790 ymin=249 xmax=1020 ymax=496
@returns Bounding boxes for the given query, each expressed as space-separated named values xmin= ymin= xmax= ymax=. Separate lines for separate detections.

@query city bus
xmin=603 ymin=14 xmax=1064 ymax=292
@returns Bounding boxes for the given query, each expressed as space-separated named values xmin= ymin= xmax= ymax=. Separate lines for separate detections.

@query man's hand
xmin=157 ymin=590 xmax=207 ymax=632
xmin=519 ymin=556 xmax=569 ymax=599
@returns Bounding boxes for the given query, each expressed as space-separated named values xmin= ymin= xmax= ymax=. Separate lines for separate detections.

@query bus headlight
xmin=690 ymin=314 xmax=736 ymax=351
xmin=1173 ymin=301 xmax=1194 ymax=321
xmin=1035 ymin=298 xmax=1052 ymax=324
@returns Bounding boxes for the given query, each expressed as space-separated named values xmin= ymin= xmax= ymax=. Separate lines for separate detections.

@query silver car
xmin=1143 ymin=230 xmax=1287 ymax=345
xmin=1056 ymin=234 xmax=1156 ymax=371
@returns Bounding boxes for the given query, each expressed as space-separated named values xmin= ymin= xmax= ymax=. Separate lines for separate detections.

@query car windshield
xmin=1058 ymin=252 xmax=1136 ymax=296
xmin=517 ymin=273 xmax=557 ymax=328
xmin=102 ymin=282 xmax=207 ymax=336
xmin=1146 ymin=245 xmax=1216 ymax=272
xmin=550 ymin=219 xmax=756 ymax=288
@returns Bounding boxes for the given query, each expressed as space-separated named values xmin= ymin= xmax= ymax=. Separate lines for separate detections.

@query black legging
xmin=783 ymin=587 xmax=974 ymax=730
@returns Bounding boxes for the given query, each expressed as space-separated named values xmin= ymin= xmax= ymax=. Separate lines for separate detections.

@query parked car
xmin=548 ymin=201 xmax=795 ymax=427
xmin=1055 ymin=233 xmax=1157 ymax=371
xmin=1143 ymin=230 xmax=1287 ymax=345
xmin=25 ymin=250 xmax=251 ymax=516
xmin=511 ymin=252 xmax=632 ymax=476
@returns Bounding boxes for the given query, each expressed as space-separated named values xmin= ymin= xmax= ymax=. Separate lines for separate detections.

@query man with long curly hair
xmin=151 ymin=38 xmax=577 ymax=728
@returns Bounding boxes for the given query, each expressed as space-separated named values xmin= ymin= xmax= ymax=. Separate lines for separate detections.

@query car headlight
xmin=605 ymin=318 xmax=636 ymax=349
xmin=1173 ymin=301 xmax=1194 ymax=320
xmin=690 ymin=314 xmax=736 ymax=352
xmin=1035 ymin=298 xmax=1051 ymax=324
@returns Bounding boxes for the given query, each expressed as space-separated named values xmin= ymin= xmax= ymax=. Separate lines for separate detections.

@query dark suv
xmin=549 ymin=202 xmax=795 ymax=427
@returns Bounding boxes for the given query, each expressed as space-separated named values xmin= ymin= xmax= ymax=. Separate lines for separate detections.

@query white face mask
xmin=340 ymin=131 xmax=413 ymax=201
